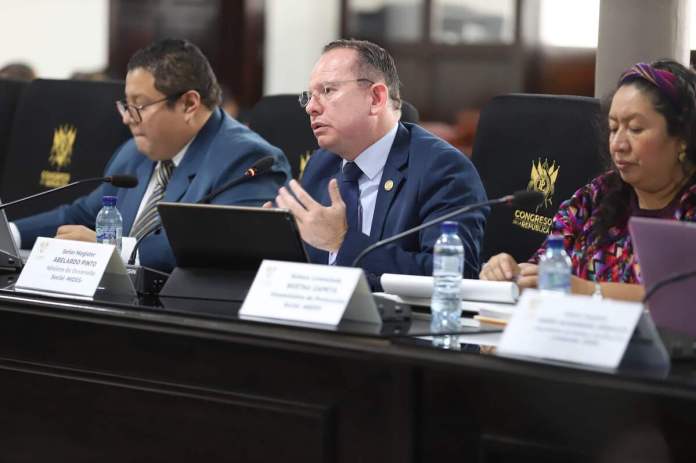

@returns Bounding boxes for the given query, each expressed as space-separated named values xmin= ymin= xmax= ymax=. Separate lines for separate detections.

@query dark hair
xmin=594 ymin=60 xmax=696 ymax=242
xmin=0 ymin=62 xmax=35 ymax=81
xmin=127 ymin=38 xmax=222 ymax=109
xmin=323 ymin=39 xmax=402 ymax=110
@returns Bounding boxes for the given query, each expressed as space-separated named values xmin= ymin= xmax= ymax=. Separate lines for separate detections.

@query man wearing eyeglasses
xmin=271 ymin=39 xmax=487 ymax=290
xmin=12 ymin=38 xmax=291 ymax=272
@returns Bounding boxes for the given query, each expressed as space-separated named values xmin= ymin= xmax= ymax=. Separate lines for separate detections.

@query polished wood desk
xmin=0 ymin=290 xmax=693 ymax=462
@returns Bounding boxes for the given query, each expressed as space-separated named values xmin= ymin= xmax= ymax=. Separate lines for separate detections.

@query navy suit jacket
xmin=301 ymin=122 xmax=488 ymax=290
xmin=15 ymin=108 xmax=291 ymax=272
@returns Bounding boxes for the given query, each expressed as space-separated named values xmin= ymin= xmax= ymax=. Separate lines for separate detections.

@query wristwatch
xmin=592 ymin=282 xmax=603 ymax=298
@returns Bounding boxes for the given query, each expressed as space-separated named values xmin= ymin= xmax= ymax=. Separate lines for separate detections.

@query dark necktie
xmin=340 ymin=162 xmax=363 ymax=233
xmin=130 ymin=160 xmax=175 ymax=240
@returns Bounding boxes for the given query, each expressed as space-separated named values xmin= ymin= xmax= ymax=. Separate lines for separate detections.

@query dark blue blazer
xmin=15 ymin=108 xmax=291 ymax=272
xmin=301 ymin=122 xmax=488 ymax=289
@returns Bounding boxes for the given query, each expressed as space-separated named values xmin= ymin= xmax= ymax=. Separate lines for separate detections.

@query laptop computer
xmin=629 ymin=216 xmax=696 ymax=343
xmin=158 ymin=202 xmax=309 ymax=270
xmin=157 ymin=202 xmax=309 ymax=301
xmin=0 ymin=199 xmax=22 ymax=272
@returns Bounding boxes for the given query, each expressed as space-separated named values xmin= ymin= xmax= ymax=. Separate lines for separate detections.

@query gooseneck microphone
xmin=0 ymin=175 xmax=138 ymax=211
xmin=128 ymin=226 xmax=161 ymax=265
xmin=351 ymin=190 xmax=545 ymax=268
xmin=198 ymin=156 xmax=276 ymax=204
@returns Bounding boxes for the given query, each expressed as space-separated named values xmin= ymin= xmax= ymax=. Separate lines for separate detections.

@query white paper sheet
xmin=380 ymin=273 xmax=519 ymax=303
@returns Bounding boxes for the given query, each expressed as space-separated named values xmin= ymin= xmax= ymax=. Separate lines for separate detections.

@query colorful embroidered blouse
xmin=529 ymin=173 xmax=696 ymax=283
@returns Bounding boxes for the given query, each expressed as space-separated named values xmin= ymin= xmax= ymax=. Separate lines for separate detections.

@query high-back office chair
xmin=248 ymin=94 xmax=421 ymax=179
xmin=1 ymin=79 xmax=131 ymax=220
xmin=400 ymin=100 xmax=420 ymax=124
xmin=0 ymin=79 xmax=29 ymax=175
xmin=247 ymin=94 xmax=318 ymax=179
xmin=471 ymin=94 xmax=603 ymax=263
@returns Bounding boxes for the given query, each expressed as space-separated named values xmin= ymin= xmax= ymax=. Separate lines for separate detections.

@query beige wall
xmin=595 ymin=0 xmax=691 ymax=98
xmin=264 ymin=0 xmax=340 ymax=95
xmin=0 ymin=0 xmax=108 ymax=79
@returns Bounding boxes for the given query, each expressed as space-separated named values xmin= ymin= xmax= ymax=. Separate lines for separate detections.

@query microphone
xmin=107 ymin=175 xmax=138 ymax=188
xmin=198 ymin=156 xmax=276 ymax=204
xmin=128 ymin=226 xmax=161 ymax=265
xmin=0 ymin=175 xmax=138 ymax=211
xmin=351 ymin=190 xmax=544 ymax=268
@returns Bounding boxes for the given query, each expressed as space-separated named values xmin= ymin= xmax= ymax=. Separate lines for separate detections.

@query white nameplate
xmin=498 ymin=290 xmax=643 ymax=369
xmin=239 ymin=260 xmax=381 ymax=326
xmin=15 ymin=237 xmax=135 ymax=298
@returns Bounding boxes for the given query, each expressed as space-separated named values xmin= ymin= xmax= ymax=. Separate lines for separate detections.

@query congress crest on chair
xmin=49 ymin=124 xmax=77 ymax=169
xmin=40 ymin=124 xmax=77 ymax=188
xmin=527 ymin=158 xmax=559 ymax=211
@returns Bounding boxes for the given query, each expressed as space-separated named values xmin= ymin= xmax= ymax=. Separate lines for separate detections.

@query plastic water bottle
xmin=431 ymin=221 xmax=464 ymax=349
xmin=96 ymin=195 xmax=123 ymax=255
xmin=538 ymin=235 xmax=571 ymax=293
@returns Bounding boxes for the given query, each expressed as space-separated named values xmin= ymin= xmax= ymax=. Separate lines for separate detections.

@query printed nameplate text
xmin=15 ymin=237 xmax=131 ymax=298
xmin=498 ymin=290 xmax=643 ymax=369
xmin=240 ymin=260 xmax=381 ymax=326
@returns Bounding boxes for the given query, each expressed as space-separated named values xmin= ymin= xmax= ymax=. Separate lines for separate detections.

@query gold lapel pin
xmin=384 ymin=179 xmax=394 ymax=191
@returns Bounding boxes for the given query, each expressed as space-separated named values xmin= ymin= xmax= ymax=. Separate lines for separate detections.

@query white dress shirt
xmin=9 ymin=141 xmax=191 ymax=264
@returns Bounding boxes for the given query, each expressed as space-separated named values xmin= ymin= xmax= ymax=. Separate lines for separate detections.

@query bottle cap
xmin=440 ymin=221 xmax=458 ymax=234
xmin=102 ymin=195 xmax=117 ymax=207
xmin=547 ymin=234 xmax=564 ymax=248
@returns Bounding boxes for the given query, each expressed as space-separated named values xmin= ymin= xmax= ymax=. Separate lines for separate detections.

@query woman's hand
xmin=516 ymin=263 xmax=538 ymax=288
xmin=480 ymin=253 xmax=521 ymax=281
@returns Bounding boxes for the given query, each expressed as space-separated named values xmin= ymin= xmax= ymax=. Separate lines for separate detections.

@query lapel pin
xmin=384 ymin=179 xmax=394 ymax=191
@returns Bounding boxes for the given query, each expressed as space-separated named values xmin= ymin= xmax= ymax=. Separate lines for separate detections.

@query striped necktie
xmin=130 ymin=160 xmax=174 ymax=240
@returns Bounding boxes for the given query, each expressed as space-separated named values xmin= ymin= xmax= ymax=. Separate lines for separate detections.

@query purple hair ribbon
xmin=618 ymin=62 xmax=679 ymax=106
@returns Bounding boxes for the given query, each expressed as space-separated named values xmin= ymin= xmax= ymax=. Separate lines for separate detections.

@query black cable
xmin=643 ymin=268 xmax=696 ymax=303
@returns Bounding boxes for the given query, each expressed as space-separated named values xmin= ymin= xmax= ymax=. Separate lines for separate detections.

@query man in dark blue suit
xmin=273 ymin=39 xmax=487 ymax=289
xmin=11 ymin=39 xmax=291 ymax=272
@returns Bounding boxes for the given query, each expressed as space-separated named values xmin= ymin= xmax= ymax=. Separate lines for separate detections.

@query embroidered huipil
xmin=529 ymin=173 xmax=696 ymax=283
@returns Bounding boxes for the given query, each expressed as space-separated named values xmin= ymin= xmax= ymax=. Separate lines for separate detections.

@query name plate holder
xmin=15 ymin=237 xmax=135 ymax=299
xmin=498 ymin=290 xmax=669 ymax=372
xmin=240 ymin=260 xmax=382 ymax=327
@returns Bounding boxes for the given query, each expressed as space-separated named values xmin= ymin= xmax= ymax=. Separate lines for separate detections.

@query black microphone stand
xmin=125 ymin=227 xmax=170 ymax=295
xmin=0 ymin=177 xmax=106 ymax=211
xmin=643 ymin=268 xmax=696 ymax=303
xmin=352 ymin=194 xmax=513 ymax=267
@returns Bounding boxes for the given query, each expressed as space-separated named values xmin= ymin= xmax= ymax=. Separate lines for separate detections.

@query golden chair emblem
xmin=527 ymin=158 xmax=559 ymax=211
xmin=48 ymin=124 xmax=77 ymax=169
xmin=298 ymin=150 xmax=313 ymax=179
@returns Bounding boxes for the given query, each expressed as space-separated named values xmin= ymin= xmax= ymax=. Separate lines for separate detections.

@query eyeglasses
xmin=116 ymin=91 xmax=187 ymax=123
xmin=298 ymin=78 xmax=374 ymax=108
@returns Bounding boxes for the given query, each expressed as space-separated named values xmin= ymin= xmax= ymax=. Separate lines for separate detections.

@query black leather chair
xmin=400 ymin=100 xmax=420 ymax=124
xmin=248 ymin=94 xmax=420 ymax=179
xmin=247 ymin=95 xmax=318 ymax=179
xmin=471 ymin=93 xmax=604 ymax=263
xmin=1 ymin=79 xmax=132 ymax=220
xmin=0 ymin=79 xmax=29 ymax=175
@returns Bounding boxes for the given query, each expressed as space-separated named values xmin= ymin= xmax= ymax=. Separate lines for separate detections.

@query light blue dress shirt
xmin=329 ymin=123 xmax=398 ymax=264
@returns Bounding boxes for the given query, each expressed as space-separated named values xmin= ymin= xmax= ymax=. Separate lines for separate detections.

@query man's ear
xmin=181 ymin=90 xmax=202 ymax=119
xmin=369 ymin=82 xmax=390 ymax=115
